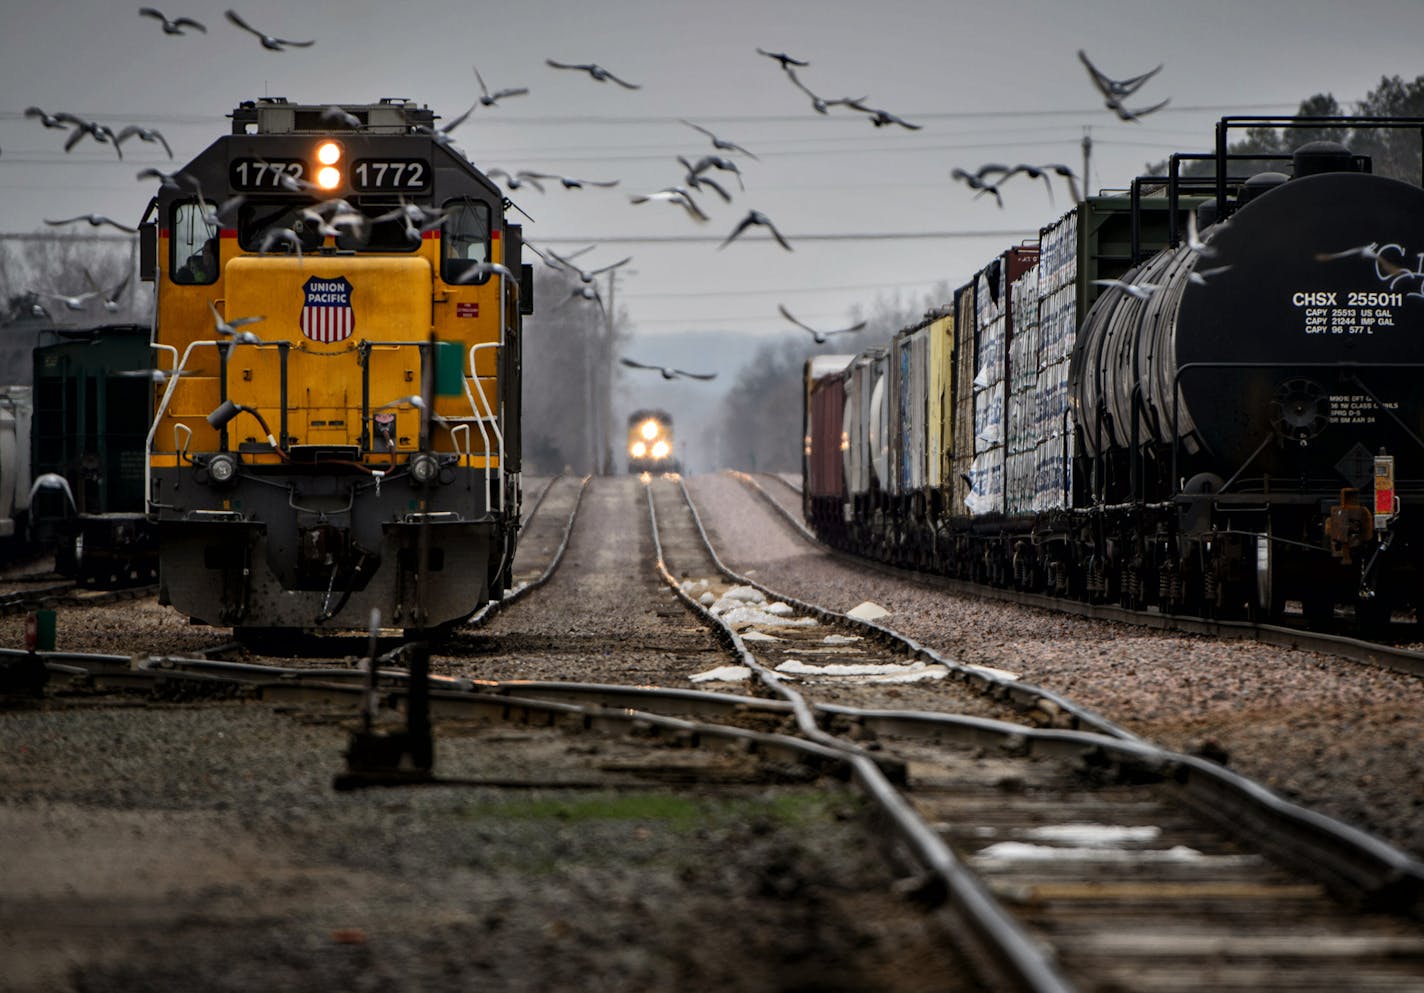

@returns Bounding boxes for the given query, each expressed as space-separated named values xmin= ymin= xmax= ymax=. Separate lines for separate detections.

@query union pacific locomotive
xmin=805 ymin=117 xmax=1424 ymax=627
xmin=141 ymin=98 xmax=529 ymax=633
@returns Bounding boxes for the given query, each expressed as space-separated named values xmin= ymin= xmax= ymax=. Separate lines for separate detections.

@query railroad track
xmin=742 ymin=470 xmax=1424 ymax=680
xmin=13 ymin=473 xmax=1424 ymax=992
xmin=0 ymin=579 xmax=158 ymax=618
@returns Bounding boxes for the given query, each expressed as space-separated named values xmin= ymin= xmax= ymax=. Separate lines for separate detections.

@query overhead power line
xmin=533 ymin=229 xmax=1031 ymax=246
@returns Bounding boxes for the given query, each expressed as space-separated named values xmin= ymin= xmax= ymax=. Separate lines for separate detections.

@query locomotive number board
xmin=229 ymin=158 xmax=306 ymax=191
xmin=351 ymin=159 xmax=432 ymax=192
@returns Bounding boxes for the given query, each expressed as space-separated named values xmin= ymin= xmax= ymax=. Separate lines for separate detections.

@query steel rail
xmin=642 ymin=476 xmax=1079 ymax=993
xmin=698 ymin=475 xmax=1140 ymax=741
xmin=737 ymin=470 xmax=1424 ymax=679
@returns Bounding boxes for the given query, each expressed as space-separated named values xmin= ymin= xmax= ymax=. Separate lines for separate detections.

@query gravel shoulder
xmin=688 ymin=472 xmax=1424 ymax=859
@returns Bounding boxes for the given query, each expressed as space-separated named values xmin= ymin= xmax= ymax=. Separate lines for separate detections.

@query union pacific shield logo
xmin=299 ymin=275 xmax=354 ymax=343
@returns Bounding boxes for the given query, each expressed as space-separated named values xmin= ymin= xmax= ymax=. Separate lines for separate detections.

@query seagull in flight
xmin=408 ymin=102 xmax=476 ymax=148
xmin=137 ymin=167 xmax=187 ymax=190
xmin=630 ymin=187 xmax=710 ymax=223
xmin=452 ymin=261 xmax=515 ymax=284
xmin=1185 ymin=210 xmax=1216 ymax=258
xmin=756 ymin=47 xmax=809 ymax=69
xmin=950 ymin=167 xmax=1009 ymax=207
xmin=60 ymin=116 xmax=122 ymax=157
xmin=783 ymin=68 xmax=865 ymax=116
xmin=321 ymin=105 xmax=363 ymax=129
xmin=85 ymin=269 xmax=131 ymax=312
xmin=1093 ymin=278 xmax=1160 ymax=301
xmin=116 ymin=124 xmax=173 ymax=158
xmin=686 ymin=154 xmax=744 ymax=190
xmin=545 ymin=59 xmax=640 ymax=89
xmin=678 ymin=157 xmax=731 ymax=203
xmin=1187 ymin=265 xmax=1232 ymax=286
xmin=258 ymin=227 xmax=303 ymax=259
xmin=45 ymin=213 xmax=137 ymax=234
xmin=139 ymin=8 xmax=206 ymax=34
xmin=620 ymin=357 xmax=716 ymax=381
xmin=681 ymin=120 xmax=758 ymax=161
xmin=209 ymin=299 xmax=265 ymax=340
xmin=474 ymin=66 xmax=529 ymax=106
xmin=546 ymin=249 xmax=631 ymax=285
xmin=224 ymin=9 xmax=314 ymax=50
xmin=517 ymin=171 xmax=618 ymax=190
xmin=860 ymin=106 xmax=922 ymax=130
xmin=720 ymin=210 xmax=792 ymax=251
xmin=1077 ymin=50 xmax=1169 ymax=121
xmin=116 ymin=367 xmax=196 ymax=384
xmin=778 ymin=304 xmax=866 ymax=344
xmin=24 ymin=106 xmax=73 ymax=130
xmin=1078 ymin=50 xmax=1162 ymax=98
xmin=487 ymin=168 xmax=548 ymax=192
xmin=43 ymin=289 xmax=98 ymax=312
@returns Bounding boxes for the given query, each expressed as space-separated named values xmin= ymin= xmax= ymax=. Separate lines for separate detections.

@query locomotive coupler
xmin=1324 ymin=488 xmax=1373 ymax=565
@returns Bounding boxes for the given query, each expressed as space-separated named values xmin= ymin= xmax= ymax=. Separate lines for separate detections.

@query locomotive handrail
xmin=143 ymin=338 xmax=224 ymax=517
xmin=466 ymin=342 xmax=504 ymax=513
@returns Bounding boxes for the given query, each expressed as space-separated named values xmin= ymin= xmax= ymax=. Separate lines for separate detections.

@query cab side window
xmin=171 ymin=201 xmax=218 ymax=285
xmin=440 ymin=200 xmax=490 ymax=284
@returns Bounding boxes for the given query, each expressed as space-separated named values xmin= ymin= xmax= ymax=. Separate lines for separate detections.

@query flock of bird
xmin=10 ymin=11 xmax=1193 ymax=374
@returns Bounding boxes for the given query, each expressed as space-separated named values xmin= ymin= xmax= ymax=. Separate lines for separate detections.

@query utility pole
xmin=1082 ymin=126 xmax=1093 ymax=200
xmin=601 ymin=269 xmax=617 ymax=475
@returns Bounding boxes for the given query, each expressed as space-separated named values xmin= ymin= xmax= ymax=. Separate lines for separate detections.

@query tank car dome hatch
xmin=1293 ymin=140 xmax=1359 ymax=178
xmin=1235 ymin=171 xmax=1289 ymax=207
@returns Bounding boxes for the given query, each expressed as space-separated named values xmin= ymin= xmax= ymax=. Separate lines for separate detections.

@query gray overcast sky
xmin=1 ymin=0 xmax=1419 ymax=348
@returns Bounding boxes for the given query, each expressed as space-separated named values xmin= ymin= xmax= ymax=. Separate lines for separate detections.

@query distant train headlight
xmin=640 ymin=419 xmax=660 ymax=441
xmin=630 ymin=441 xmax=647 ymax=458
xmin=207 ymin=453 xmax=238 ymax=485
xmin=409 ymin=452 xmax=440 ymax=485
xmin=651 ymin=440 xmax=670 ymax=459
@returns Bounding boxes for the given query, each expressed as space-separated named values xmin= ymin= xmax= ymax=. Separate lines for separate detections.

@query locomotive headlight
xmin=640 ymin=419 xmax=660 ymax=441
xmin=651 ymin=440 xmax=670 ymax=459
xmin=408 ymin=452 xmax=440 ymax=485
xmin=207 ymin=453 xmax=238 ymax=485
xmin=316 ymin=165 xmax=342 ymax=190
xmin=316 ymin=141 xmax=342 ymax=166
xmin=630 ymin=441 xmax=647 ymax=458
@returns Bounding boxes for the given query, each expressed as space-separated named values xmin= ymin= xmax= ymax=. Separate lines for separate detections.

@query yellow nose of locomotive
xmin=221 ymin=255 xmax=433 ymax=451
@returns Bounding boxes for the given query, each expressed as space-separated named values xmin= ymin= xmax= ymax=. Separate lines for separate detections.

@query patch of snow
xmin=741 ymin=630 xmax=783 ymax=642
xmin=845 ymin=601 xmax=890 ymax=621
xmin=773 ymin=659 xmax=947 ymax=683
xmin=972 ymin=842 xmax=1217 ymax=864
xmin=762 ymin=602 xmax=795 ymax=617
xmin=822 ymin=634 xmax=862 ymax=645
xmin=1024 ymin=824 xmax=1162 ymax=846
xmin=690 ymin=665 xmax=753 ymax=683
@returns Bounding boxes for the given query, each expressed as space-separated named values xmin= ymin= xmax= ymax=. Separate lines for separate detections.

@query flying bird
xmin=783 ymin=68 xmax=861 ymax=115
xmin=138 ymin=8 xmax=206 ymax=34
xmin=1185 ymin=209 xmax=1216 ymax=258
xmin=1077 ymin=50 xmax=1169 ymax=122
xmin=224 ymin=9 xmax=314 ymax=50
xmin=756 ymin=47 xmax=809 ymax=69
xmin=60 ymin=117 xmax=122 ymax=157
xmin=681 ymin=120 xmax=758 ymax=161
xmin=950 ymin=167 xmax=1009 ymax=207
xmin=116 ymin=124 xmax=173 ymax=158
xmin=137 ymin=167 xmax=187 ymax=190
xmin=45 ymin=213 xmax=137 ymax=234
xmin=321 ymin=105 xmax=363 ymax=129
xmin=686 ymin=154 xmax=744 ymax=190
xmin=24 ymin=106 xmax=76 ymax=130
xmin=546 ymin=249 xmax=631 ymax=284
xmin=42 ymin=289 xmax=98 ymax=312
xmin=630 ymin=187 xmax=709 ymax=223
xmin=116 ymin=366 xmax=196 ymax=383
xmin=1092 ymin=278 xmax=1160 ymax=301
xmin=85 ymin=269 xmax=131 ymax=312
xmin=517 ymin=171 xmax=618 ymax=190
xmin=474 ymin=66 xmax=529 ymax=106
xmin=850 ymin=104 xmax=922 ymax=130
xmin=257 ymin=227 xmax=303 ymax=259
xmin=1077 ymin=50 xmax=1162 ymax=98
xmin=452 ymin=261 xmax=515 ymax=284
xmin=678 ymin=157 xmax=731 ymax=203
xmin=488 ymin=168 xmax=548 ymax=192
xmin=409 ymin=102 xmax=476 ymax=149
xmin=720 ymin=210 xmax=792 ymax=251
xmin=208 ymin=299 xmax=265 ymax=339
xmin=620 ymin=357 xmax=716 ymax=381
xmin=545 ymin=59 xmax=640 ymax=89
xmin=778 ymin=304 xmax=866 ymax=344
xmin=977 ymin=163 xmax=1081 ymax=205
xmin=1187 ymin=264 xmax=1232 ymax=286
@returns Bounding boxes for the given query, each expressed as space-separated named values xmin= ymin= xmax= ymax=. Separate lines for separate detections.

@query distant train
xmin=805 ymin=118 xmax=1424 ymax=628
xmin=627 ymin=409 xmax=680 ymax=473
xmin=140 ymin=97 xmax=530 ymax=635
xmin=0 ymin=321 xmax=157 ymax=585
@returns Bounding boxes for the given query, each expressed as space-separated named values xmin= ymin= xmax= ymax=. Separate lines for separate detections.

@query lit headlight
xmin=651 ymin=440 xmax=670 ymax=459
xmin=640 ymin=419 xmax=660 ymax=441
xmin=409 ymin=452 xmax=440 ymax=485
xmin=630 ymin=441 xmax=647 ymax=458
xmin=316 ymin=141 xmax=342 ymax=166
xmin=316 ymin=166 xmax=342 ymax=190
xmin=207 ymin=453 xmax=238 ymax=484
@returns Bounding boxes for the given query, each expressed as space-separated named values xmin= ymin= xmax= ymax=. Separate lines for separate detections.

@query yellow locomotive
xmin=139 ymin=98 xmax=528 ymax=634
xmin=627 ymin=410 xmax=679 ymax=474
